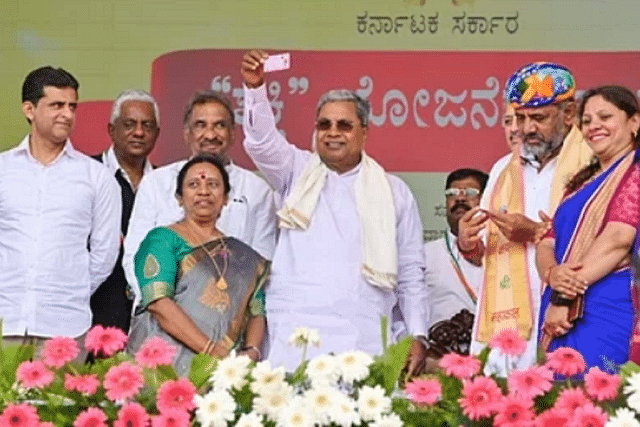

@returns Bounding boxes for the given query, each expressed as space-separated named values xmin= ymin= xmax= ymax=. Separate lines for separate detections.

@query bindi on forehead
xmin=191 ymin=167 xmax=216 ymax=179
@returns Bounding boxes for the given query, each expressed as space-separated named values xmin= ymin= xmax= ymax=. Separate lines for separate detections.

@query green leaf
xmin=619 ymin=361 xmax=640 ymax=382
xmin=477 ymin=345 xmax=491 ymax=367
xmin=189 ymin=353 xmax=218 ymax=389
xmin=155 ymin=365 xmax=178 ymax=382
xmin=376 ymin=336 xmax=412 ymax=393
xmin=380 ymin=315 xmax=389 ymax=354
xmin=286 ymin=360 xmax=308 ymax=385
xmin=0 ymin=343 xmax=35 ymax=392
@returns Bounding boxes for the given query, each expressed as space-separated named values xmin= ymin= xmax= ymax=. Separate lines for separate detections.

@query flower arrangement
xmin=2 ymin=323 xmax=640 ymax=427
xmin=0 ymin=325 xmax=205 ymax=427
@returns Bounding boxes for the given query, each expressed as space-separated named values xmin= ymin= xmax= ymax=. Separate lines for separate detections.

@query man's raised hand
xmin=241 ymin=50 xmax=268 ymax=88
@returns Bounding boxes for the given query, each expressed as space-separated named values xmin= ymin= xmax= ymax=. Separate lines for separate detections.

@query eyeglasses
xmin=315 ymin=118 xmax=355 ymax=132
xmin=445 ymin=188 xmax=481 ymax=198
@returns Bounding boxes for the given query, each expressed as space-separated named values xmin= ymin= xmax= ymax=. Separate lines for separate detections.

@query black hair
xmin=566 ymin=85 xmax=640 ymax=193
xmin=445 ymin=168 xmax=489 ymax=192
xmin=22 ymin=66 xmax=79 ymax=105
xmin=183 ymin=90 xmax=234 ymax=127
xmin=175 ymin=154 xmax=231 ymax=197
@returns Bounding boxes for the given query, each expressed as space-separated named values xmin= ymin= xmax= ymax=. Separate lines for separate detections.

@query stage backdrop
xmin=2 ymin=0 xmax=640 ymax=237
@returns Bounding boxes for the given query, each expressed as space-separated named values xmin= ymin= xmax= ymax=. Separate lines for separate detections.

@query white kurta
xmin=123 ymin=160 xmax=278 ymax=304
xmin=425 ymin=230 xmax=483 ymax=329
xmin=0 ymin=136 xmax=121 ymax=338
xmin=471 ymin=154 xmax=558 ymax=375
xmin=243 ymin=84 xmax=428 ymax=370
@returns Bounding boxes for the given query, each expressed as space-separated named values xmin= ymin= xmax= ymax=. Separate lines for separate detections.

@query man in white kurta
xmin=425 ymin=169 xmax=487 ymax=330
xmin=123 ymin=91 xmax=277 ymax=305
xmin=460 ymin=63 xmax=592 ymax=375
xmin=241 ymin=50 xmax=428 ymax=371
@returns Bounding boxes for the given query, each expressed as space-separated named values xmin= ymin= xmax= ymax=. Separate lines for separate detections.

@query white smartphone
xmin=264 ymin=53 xmax=291 ymax=72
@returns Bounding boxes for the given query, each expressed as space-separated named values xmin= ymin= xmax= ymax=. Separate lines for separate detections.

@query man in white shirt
xmin=124 ymin=90 xmax=277 ymax=306
xmin=90 ymin=89 xmax=159 ymax=333
xmin=0 ymin=66 xmax=121 ymax=348
xmin=241 ymin=50 xmax=428 ymax=373
xmin=458 ymin=62 xmax=592 ymax=374
xmin=424 ymin=169 xmax=488 ymax=335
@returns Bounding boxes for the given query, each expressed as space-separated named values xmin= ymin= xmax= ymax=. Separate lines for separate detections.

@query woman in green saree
xmin=128 ymin=154 xmax=268 ymax=375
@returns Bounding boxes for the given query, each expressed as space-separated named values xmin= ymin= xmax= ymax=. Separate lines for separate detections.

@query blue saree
xmin=539 ymin=150 xmax=640 ymax=373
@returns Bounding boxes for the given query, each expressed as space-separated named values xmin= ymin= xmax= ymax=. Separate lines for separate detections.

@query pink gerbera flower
xmin=458 ymin=376 xmax=503 ymax=420
xmin=545 ymin=347 xmax=586 ymax=378
xmin=156 ymin=379 xmax=196 ymax=413
xmin=568 ymin=403 xmax=607 ymax=427
xmin=73 ymin=408 xmax=108 ymax=427
xmin=583 ymin=367 xmax=620 ymax=402
xmin=114 ymin=403 xmax=150 ymax=427
xmin=150 ymin=409 xmax=190 ymax=427
xmin=84 ymin=325 xmax=127 ymax=357
xmin=16 ymin=361 xmax=54 ymax=389
xmin=554 ymin=388 xmax=589 ymax=416
xmin=0 ymin=403 xmax=40 ymax=427
xmin=494 ymin=393 xmax=534 ymax=427
xmin=41 ymin=336 xmax=79 ymax=368
xmin=404 ymin=378 xmax=442 ymax=406
xmin=508 ymin=365 xmax=553 ymax=399
xmin=64 ymin=373 xmax=100 ymax=396
xmin=535 ymin=408 xmax=571 ymax=427
xmin=439 ymin=353 xmax=481 ymax=379
xmin=135 ymin=336 xmax=177 ymax=368
xmin=490 ymin=328 xmax=527 ymax=357
xmin=103 ymin=362 xmax=144 ymax=401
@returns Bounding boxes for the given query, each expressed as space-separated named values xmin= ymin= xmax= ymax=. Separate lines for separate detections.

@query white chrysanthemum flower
xmin=250 ymin=360 xmax=287 ymax=394
xmin=235 ymin=412 xmax=264 ymax=427
xmin=330 ymin=392 xmax=361 ymax=427
xmin=288 ymin=326 xmax=321 ymax=348
xmin=194 ymin=389 xmax=236 ymax=427
xmin=626 ymin=373 xmax=640 ymax=395
xmin=606 ymin=408 xmax=640 ymax=427
xmin=276 ymin=396 xmax=317 ymax=427
xmin=357 ymin=385 xmax=391 ymax=422
xmin=370 ymin=413 xmax=404 ymax=427
xmin=303 ymin=386 xmax=339 ymax=424
xmin=210 ymin=354 xmax=251 ymax=391
xmin=253 ymin=383 xmax=294 ymax=421
xmin=306 ymin=354 xmax=339 ymax=386
xmin=307 ymin=328 xmax=321 ymax=347
xmin=336 ymin=351 xmax=374 ymax=383
xmin=628 ymin=392 xmax=640 ymax=413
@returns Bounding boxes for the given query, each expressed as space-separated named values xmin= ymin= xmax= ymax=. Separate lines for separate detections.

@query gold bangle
xmin=202 ymin=339 xmax=213 ymax=355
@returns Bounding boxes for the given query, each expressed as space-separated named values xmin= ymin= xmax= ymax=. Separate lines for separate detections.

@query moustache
xmin=450 ymin=201 xmax=471 ymax=214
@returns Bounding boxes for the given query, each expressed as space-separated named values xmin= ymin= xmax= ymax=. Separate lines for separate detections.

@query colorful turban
xmin=505 ymin=62 xmax=576 ymax=108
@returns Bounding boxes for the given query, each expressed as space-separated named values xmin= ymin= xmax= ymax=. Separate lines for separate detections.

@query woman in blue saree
xmin=537 ymin=85 xmax=640 ymax=373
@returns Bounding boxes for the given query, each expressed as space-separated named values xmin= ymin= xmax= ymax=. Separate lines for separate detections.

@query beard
xmin=522 ymin=122 xmax=566 ymax=164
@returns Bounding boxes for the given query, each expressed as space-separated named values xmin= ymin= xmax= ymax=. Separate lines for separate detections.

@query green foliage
xmin=190 ymin=353 xmax=218 ymax=390
xmin=619 ymin=361 xmax=640 ymax=382
xmin=0 ymin=341 xmax=35 ymax=406
xmin=369 ymin=336 xmax=413 ymax=394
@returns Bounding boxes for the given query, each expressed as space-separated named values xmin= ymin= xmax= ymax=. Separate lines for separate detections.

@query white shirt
xmin=424 ymin=230 xmax=483 ymax=329
xmin=0 ymin=136 xmax=121 ymax=337
xmin=471 ymin=153 xmax=557 ymax=374
xmin=123 ymin=159 xmax=278 ymax=303
xmin=101 ymin=145 xmax=153 ymax=191
xmin=243 ymin=84 xmax=428 ymax=370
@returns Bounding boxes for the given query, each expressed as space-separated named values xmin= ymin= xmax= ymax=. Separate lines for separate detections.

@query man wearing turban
xmin=458 ymin=63 xmax=593 ymax=375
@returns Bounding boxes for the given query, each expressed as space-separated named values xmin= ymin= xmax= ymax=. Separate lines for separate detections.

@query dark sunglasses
xmin=315 ymin=118 xmax=355 ymax=132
